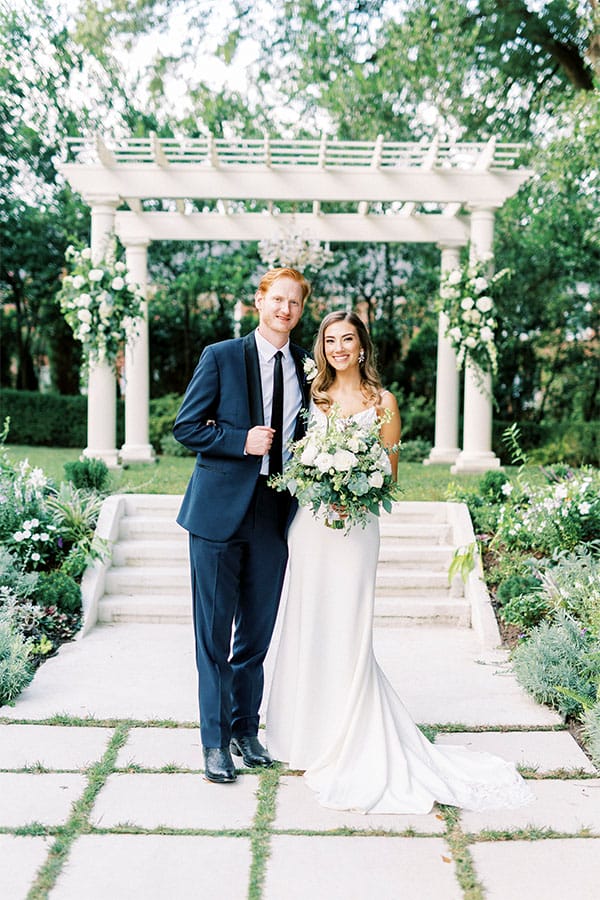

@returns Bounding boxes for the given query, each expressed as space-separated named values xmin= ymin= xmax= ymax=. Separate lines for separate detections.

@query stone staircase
xmin=97 ymin=496 xmax=470 ymax=627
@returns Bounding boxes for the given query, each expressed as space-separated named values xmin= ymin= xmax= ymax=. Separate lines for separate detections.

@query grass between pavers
xmin=1 ymin=716 xmax=597 ymax=900
xmin=25 ymin=722 xmax=130 ymax=900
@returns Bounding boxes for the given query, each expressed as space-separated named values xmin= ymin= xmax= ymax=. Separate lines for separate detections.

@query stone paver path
xmin=1 ymin=623 xmax=597 ymax=899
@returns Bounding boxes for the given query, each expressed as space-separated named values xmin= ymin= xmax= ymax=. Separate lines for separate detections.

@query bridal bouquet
xmin=269 ymin=407 xmax=399 ymax=532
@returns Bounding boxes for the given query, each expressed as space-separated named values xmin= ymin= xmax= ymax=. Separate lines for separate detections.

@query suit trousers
xmin=189 ymin=477 xmax=291 ymax=748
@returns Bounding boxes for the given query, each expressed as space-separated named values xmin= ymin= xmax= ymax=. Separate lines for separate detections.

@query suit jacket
xmin=174 ymin=331 xmax=310 ymax=541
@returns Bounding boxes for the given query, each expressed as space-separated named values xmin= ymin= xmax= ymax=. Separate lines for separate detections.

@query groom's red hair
xmin=257 ymin=267 xmax=312 ymax=304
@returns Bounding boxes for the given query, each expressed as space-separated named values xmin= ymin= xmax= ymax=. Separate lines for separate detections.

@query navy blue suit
xmin=174 ymin=331 xmax=309 ymax=747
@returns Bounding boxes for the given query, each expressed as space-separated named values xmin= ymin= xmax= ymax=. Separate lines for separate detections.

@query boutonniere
xmin=303 ymin=357 xmax=318 ymax=382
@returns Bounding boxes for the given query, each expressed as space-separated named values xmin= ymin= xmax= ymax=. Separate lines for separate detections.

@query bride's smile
xmin=324 ymin=321 xmax=362 ymax=371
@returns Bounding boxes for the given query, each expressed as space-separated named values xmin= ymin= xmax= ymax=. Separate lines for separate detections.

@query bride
xmin=266 ymin=310 xmax=533 ymax=814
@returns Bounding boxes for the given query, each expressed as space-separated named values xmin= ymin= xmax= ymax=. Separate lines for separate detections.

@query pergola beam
xmin=59 ymin=165 xmax=530 ymax=205
xmin=114 ymin=210 xmax=470 ymax=244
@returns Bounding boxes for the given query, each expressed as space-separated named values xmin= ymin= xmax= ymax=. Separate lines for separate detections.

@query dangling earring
xmin=358 ymin=348 xmax=365 ymax=365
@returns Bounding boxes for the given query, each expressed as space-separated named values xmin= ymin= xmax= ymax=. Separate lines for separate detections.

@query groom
xmin=173 ymin=267 xmax=311 ymax=783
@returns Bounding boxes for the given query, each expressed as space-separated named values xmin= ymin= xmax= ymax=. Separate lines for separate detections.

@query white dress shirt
xmin=255 ymin=329 xmax=302 ymax=476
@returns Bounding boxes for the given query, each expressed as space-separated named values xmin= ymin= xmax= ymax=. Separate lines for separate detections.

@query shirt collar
xmin=254 ymin=328 xmax=291 ymax=362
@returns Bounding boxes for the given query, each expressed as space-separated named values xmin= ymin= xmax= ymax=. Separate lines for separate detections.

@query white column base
xmin=82 ymin=447 xmax=121 ymax=469
xmin=451 ymin=450 xmax=502 ymax=474
xmin=424 ymin=446 xmax=460 ymax=465
xmin=119 ymin=443 xmax=156 ymax=464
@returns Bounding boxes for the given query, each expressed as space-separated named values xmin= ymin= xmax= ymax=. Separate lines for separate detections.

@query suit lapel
xmin=291 ymin=344 xmax=310 ymax=409
xmin=243 ymin=332 xmax=264 ymax=426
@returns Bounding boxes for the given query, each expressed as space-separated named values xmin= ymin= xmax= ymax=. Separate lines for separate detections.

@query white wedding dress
xmin=266 ymin=405 xmax=533 ymax=814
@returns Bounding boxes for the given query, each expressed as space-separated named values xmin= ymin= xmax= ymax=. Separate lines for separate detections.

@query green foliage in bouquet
xmin=269 ymin=406 xmax=400 ymax=533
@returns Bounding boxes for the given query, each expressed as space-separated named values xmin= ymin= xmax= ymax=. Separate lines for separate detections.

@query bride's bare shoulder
xmin=376 ymin=389 xmax=400 ymax=415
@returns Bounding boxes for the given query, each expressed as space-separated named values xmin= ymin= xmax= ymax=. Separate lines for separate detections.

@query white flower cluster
xmin=269 ymin=406 xmax=397 ymax=532
xmin=259 ymin=227 xmax=334 ymax=272
xmin=58 ymin=239 xmax=143 ymax=370
xmin=12 ymin=518 xmax=57 ymax=566
xmin=439 ymin=257 xmax=510 ymax=376
xmin=302 ymin=357 xmax=318 ymax=382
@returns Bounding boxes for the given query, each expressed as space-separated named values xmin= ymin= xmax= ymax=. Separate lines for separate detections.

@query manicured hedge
xmin=1 ymin=389 xmax=124 ymax=447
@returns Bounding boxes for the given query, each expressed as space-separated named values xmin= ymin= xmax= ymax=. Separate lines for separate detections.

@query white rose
xmin=88 ymin=268 xmax=104 ymax=282
xmin=448 ymin=269 xmax=462 ymax=285
xmin=99 ymin=300 xmax=112 ymax=322
xmin=72 ymin=275 xmax=86 ymax=289
xmin=347 ymin=437 xmax=362 ymax=453
xmin=78 ymin=323 xmax=91 ymax=335
xmin=460 ymin=297 xmax=474 ymax=310
xmin=480 ymin=326 xmax=494 ymax=342
xmin=81 ymin=247 xmax=92 ymax=260
xmin=78 ymin=308 xmax=92 ymax=323
xmin=449 ymin=326 xmax=463 ymax=342
xmin=111 ymin=276 xmax=125 ymax=291
xmin=465 ymin=336 xmax=477 ymax=348
xmin=300 ymin=442 xmax=319 ymax=466
xmin=77 ymin=293 xmax=92 ymax=307
xmin=332 ymin=449 xmax=358 ymax=471
xmin=368 ymin=471 xmax=384 ymax=489
xmin=115 ymin=261 xmax=126 ymax=273
xmin=476 ymin=295 xmax=493 ymax=312
xmin=470 ymin=309 xmax=482 ymax=324
xmin=315 ymin=452 xmax=335 ymax=473
xmin=473 ymin=277 xmax=488 ymax=293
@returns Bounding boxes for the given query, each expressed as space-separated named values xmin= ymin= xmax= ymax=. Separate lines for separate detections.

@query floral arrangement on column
xmin=57 ymin=238 xmax=143 ymax=371
xmin=438 ymin=252 xmax=510 ymax=378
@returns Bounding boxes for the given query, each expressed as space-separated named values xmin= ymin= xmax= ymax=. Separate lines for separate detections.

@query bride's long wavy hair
xmin=312 ymin=310 xmax=383 ymax=410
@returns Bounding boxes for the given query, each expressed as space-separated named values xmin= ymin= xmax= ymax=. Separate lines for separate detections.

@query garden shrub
xmin=32 ymin=572 xmax=81 ymax=614
xmin=512 ymin=613 xmax=600 ymax=718
xmin=498 ymin=592 xmax=549 ymax=629
xmin=496 ymin=574 xmax=543 ymax=606
xmin=1 ymin=389 xmax=125 ymax=448
xmin=63 ymin=457 xmax=110 ymax=492
xmin=149 ymin=393 xmax=184 ymax=454
xmin=0 ymin=618 xmax=34 ymax=705
xmin=160 ymin=433 xmax=193 ymax=457
xmin=539 ymin=549 xmax=600 ymax=636
xmin=494 ymin=467 xmax=600 ymax=554
xmin=399 ymin=439 xmax=432 ymax=463
xmin=0 ymin=547 xmax=38 ymax=600
xmin=583 ymin=700 xmax=600 ymax=768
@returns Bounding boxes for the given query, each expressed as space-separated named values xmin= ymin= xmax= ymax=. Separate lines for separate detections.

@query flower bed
xmin=0 ymin=421 xmax=107 ymax=705
xmin=447 ymin=440 xmax=600 ymax=766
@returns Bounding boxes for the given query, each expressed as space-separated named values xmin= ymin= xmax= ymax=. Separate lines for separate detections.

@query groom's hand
xmin=245 ymin=426 xmax=275 ymax=456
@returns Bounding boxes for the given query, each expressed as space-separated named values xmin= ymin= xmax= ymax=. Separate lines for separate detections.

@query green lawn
xmin=7 ymin=444 xmax=486 ymax=500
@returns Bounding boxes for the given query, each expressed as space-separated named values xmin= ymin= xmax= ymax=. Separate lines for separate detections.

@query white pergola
xmin=58 ymin=134 xmax=532 ymax=472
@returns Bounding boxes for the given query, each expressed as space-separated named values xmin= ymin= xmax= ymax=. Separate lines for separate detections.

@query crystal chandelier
xmin=258 ymin=223 xmax=334 ymax=272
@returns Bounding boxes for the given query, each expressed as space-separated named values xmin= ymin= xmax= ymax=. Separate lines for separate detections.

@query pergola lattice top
xmin=64 ymin=134 xmax=523 ymax=172
xmin=60 ymin=134 xmax=532 ymax=246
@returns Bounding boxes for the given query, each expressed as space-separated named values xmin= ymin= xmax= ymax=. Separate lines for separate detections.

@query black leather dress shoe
xmin=203 ymin=746 xmax=237 ymax=783
xmin=230 ymin=735 xmax=273 ymax=768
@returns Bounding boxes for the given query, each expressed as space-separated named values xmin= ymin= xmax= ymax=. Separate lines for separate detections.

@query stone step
xmin=378 ymin=521 xmax=452 ymax=544
xmin=119 ymin=516 xmax=186 ymax=540
xmin=119 ymin=495 xmax=452 ymax=523
xmin=104 ymin=565 xmax=453 ymax=599
xmin=374 ymin=595 xmax=470 ymax=627
xmin=98 ymin=594 xmax=191 ymax=624
xmin=98 ymin=593 xmax=469 ymax=626
xmin=375 ymin=569 xmax=453 ymax=596
xmin=111 ymin=539 xmax=453 ymax=571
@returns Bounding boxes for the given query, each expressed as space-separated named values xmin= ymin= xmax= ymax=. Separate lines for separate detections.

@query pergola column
xmin=452 ymin=205 xmax=501 ymax=474
xmin=83 ymin=197 xmax=120 ymax=467
xmin=424 ymin=242 xmax=462 ymax=465
xmin=120 ymin=238 xmax=155 ymax=464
